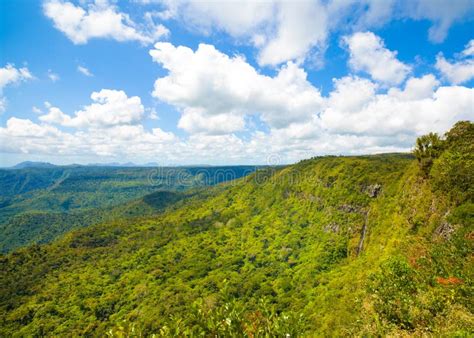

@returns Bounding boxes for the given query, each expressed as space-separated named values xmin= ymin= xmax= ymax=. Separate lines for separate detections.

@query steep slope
xmin=0 ymin=122 xmax=472 ymax=336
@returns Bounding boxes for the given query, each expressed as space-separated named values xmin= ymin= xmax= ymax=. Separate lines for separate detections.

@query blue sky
xmin=0 ymin=0 xmax=473 ymax=166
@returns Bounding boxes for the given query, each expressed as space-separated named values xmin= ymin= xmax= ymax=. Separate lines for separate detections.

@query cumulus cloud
xmin=143 ymin=0 xmax=473 ymax=66
xmin=257 ymin=1 xmax=328 ymax=66
xmin=0 ymin=64 xmax=33 ymax=91
xmin=2 ymin=117 xmax=62 ymax=138
xmin=343 ymin=32 xmax=411 ymax=85
xmin=152 ymin=0 xmax=329 ymax=66
xmin=2 ymin=37 xmax=473 ymax=164
xmin=39 ymin=89 xmax=144 ymax=128
xmin=388 ymin=74 xmax=440 ymax=100
xmin=1 ymin=71 xmax=472 ymax=163
xmin=319 ymin=75 xmax=473 ymax=136
xmin=435 ymin=39 xmax=474 ymax=84
xmin=130 ymin=42 xmax=474 ymax=162
xmin=0 ymin=117 xmax=175 ymax=159
xmin=149 ymin=42 xmax=323 ymax=134
xmin=43 ymin=0 xmax=169 ymax=45
xmin=1 ymin=89 xmax=175 ymax=161
xmin=177 ymin=108 xmax=245 ymax=135
xmin=0 ymin=64 xmax=33 ymax=114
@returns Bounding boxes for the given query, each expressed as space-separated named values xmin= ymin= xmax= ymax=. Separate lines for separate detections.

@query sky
xmin=0 ymin=0 xmax=473 ymax=166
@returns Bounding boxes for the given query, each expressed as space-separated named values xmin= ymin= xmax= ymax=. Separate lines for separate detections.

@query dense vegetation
xmin=0 ymin=166 xmax=257 ymax=252
xmin=0 ymin=122 xmax=472 ymax=336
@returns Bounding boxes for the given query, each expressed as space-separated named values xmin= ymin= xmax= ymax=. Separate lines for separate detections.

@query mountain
xmin=86 ymin=162 xmax=139 ymax=167
xmin=0 ymin=122 xmax=472 ymax=336
xmin=11 ymin=161 xmax=57 ymax=169
xmin=0 ymin=166 xmax=258 ymax=252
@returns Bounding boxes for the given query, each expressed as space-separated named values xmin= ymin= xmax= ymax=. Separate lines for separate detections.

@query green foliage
xmin=0 ymin=123 xmax=472 ymax=336
xmin=155 ymin=283 xmax=307 ymax=337
xmin=430 ymin=121 xmax=474 ymax=203
xmin=0 ymin=166 xmax=256 ymax=252
xmin=413 ymin=132 xmax=444 ymax=176
xmin=369 ymin=257 xmax=420 ymax=329
xmin=413 ymin=121 xmax=473 ymax=200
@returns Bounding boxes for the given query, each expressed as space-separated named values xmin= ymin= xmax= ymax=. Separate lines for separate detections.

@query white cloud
xmin=47 ymin=69 xmax=60 ymax=82
xmin=149 ymin=42 xmax=323 ymax=134
xmin=343 ymin=32 xmax=411 ymax=85
xmin=319 ymin=75 xmax=473 ymax=136
xmin=0 ymin=118 xmax=70 ymax=155
xmin=154 ymin=0 xmax=328 ymax=66
xmin=0 ymin=117 xmax=175 ymax=158
xmin=39 ymin=89 xmax=144 ymax=128
xmin=0 ymin=64 xmax=33 ymax=91
xmin=77 ymin=65 xmax=94 ymax=77
xmin=43 ymin=0 xmax=168 ymax=45
xmin=143 ymin=11 xmax=170 ymax=40
xmin=330 ymin=0 xmax=474 ymax=44
xmin=462 ymin=40 xmax=474 ymax=57
xmin=249 ymin=74 xmax=472 ymax=162
xmin=2 ymin=33 xmax=473 ymax=165
xmin=177 ymin=108 xmax=245 ymax=135
xmin=436 ymin=55 xmax=474 ymax=85
xmin=145 ymin=0 xmax=473 ymax=67
xmin=32 ymin=106 xmax=43 ymax=114
xmin=400 ymin=0 xmax=474 ymax=43
xmin=0 ymin=64 xmax=33 ymax=114
xmin=2 ymin=117 xmax=62 ymax=138
xmin=156 ymin=0 xmax=274 ymax=37
xmin=355 ymin=0 xmax=396 ymax=28
xmin=147 ymin=107 xmax=159 ymax=120
xmin=435 ymin=40 xmax=474 ymax=84
xmin=144 ymin=42 xmax=472 ymax=158
xmin=388 ymin=74 xmax=440 ymax=100
xmin=1 ymin=88 xmax=175 ymax=161
xmin=257 ymin=1 xmax=328 ymax=66
xmin=1 ymin=70 xmax=472 ymax=163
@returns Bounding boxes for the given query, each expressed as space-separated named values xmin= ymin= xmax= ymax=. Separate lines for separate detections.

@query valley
xmin=0 ymin=122 xmax=472 ymax=336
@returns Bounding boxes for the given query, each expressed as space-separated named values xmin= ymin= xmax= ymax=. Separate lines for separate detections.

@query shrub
xmin=369 ymin=257 xmax=419 ymax=329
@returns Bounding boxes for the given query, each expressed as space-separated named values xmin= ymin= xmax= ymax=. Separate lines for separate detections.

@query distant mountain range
xmin=7 ymin=161 xmax=266 ymax=169
xmin=10 ymin=161 xmax=162 ymax=169
xmin=12 ymin=161 xmax=58 ymax=169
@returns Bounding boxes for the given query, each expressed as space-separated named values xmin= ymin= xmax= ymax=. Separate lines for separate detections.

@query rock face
xmin=433 ymin=219 xmax=456 ymax=240
xmin=366 ymin=184 xmax=382 ymax=198
xmin=323 ymin=222 xmax=340 ymax=233
xmin=338 ymin=204 xmax=359 ymax=213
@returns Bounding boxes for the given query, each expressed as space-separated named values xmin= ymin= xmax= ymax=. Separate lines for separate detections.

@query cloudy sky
xmin=0 ymin=0 xmax=473 ymax=166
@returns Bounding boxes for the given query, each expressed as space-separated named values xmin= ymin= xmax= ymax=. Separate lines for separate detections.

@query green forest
xmin=0 ymin=166 xmax=256 ymax=252
xmin=0 ymin=121 xmax=472 ymax=336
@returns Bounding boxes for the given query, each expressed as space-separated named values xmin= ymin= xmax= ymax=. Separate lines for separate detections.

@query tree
xmin=431 ymin=121 xmax=474 ymax=203
xmin=413 ymin=132 xmax=444 ymax=176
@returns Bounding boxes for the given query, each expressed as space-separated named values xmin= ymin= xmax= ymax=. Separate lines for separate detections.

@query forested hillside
xmin=0 ymin=122 xmax=472 ymax=336
xmin=0 ymin=166 xmax=257 ymax=252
